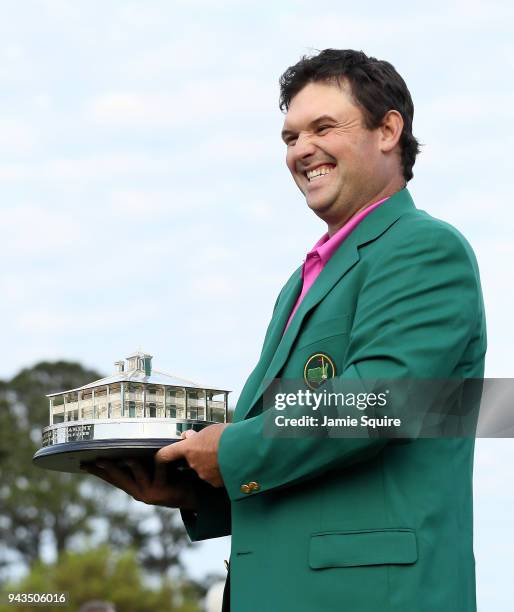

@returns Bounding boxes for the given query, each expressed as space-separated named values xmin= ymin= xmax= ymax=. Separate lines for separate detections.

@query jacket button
xmin=224 ymin=559 xmax=229 ymax=571
xmin=248 ymin=481 xmax=260 ymax=491
xmin=240 ymin=484 xmax=251 ymax=494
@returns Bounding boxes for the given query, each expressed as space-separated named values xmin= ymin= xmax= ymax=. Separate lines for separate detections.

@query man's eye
xmin=317 ymin=125 xmax=330 ymax=133
xmin=286 ymin=138 xmax=297 ymax=146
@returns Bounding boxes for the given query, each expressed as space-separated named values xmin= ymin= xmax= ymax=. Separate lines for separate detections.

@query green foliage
xmin=9 ymin=361 xmax=103 ymax=430
xmin=0 ymin=362 xmax=102 ymax=573
xmin=0 ymin=547 xmax=200 ymax=612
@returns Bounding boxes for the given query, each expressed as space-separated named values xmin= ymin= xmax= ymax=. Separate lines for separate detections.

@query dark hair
xmin=279 ymin=49 xmax=421 ymax=182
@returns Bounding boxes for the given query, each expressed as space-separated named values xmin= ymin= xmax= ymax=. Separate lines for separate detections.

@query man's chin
xmin=306 ymin=197 xmax=333 ymax=219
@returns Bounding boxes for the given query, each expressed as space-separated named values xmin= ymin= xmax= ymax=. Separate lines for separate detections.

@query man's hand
xmin=155 ymin=423 xmax=229 ymax=488
xmin=81 ymin=458 xmax=198 ymax=510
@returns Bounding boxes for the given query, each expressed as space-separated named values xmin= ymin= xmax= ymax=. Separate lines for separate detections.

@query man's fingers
xmin=181 ymin=429 xmax=198 ymax=439
xmin=155 ymin=440 xmax=187 ymax=464
xmin=90 ymin=460 xmax=140 ymax=496
xmin=123 ymin=460 xmax=150 ymax=489
xmin=81 ymin=462 xmax=132 ymax=495
xmin=153 ymin=462 xmax=168 ymax=488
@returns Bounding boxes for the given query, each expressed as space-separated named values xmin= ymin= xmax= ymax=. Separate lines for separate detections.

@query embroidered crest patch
xmin=303 ymin=353 xmax=336 ymax=390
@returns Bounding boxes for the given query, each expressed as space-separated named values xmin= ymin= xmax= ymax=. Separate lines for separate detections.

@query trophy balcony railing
xmin=50 ymin=403 xmax=226 ymax=424
xmin=51 ymin=397 xmax=225 ymax=415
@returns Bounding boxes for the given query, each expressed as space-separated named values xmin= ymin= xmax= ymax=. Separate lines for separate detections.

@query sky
xmin=1 ymin=0 xmax=513 ymax=608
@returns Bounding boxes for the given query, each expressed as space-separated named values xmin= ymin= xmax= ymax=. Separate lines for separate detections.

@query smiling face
xmin=282 ymin=80 xmax=403 ymax=233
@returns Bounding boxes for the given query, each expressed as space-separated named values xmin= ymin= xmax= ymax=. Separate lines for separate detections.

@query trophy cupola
xmin=126 ymin=351 xmax=153 ymax=376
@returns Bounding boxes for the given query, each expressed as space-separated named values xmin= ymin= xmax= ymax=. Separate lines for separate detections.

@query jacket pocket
xmin=296 ymin=315 xmax=350 ymax=350
xmin=309 ymin=528 xmax=418 ymax=569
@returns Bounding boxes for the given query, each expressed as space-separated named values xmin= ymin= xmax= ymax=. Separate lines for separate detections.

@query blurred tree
xmin=0 ymin=546 xmax=200 ymax=612
xmin=0 ymin=361 xmax=199 ymax=589
xmin=0 ymin=382 xmax=10 ymax=466
xmin=105 ymin=503 xmax=192 ymax=574
xmin=1 ymin=362 xmax=101 ymax=575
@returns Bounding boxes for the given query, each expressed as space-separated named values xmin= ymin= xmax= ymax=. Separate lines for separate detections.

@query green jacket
xmin=182 ymin=188 xmax=487 ymax=612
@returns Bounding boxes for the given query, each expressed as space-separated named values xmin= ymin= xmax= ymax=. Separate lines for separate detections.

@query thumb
xmin=181 ymin=429 xmax=198 ymax=439
xmin=155 ymin=440 xmax=186 ymax=464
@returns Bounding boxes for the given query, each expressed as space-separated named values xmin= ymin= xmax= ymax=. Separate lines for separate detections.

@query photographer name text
xmin=274 ymin=414 xmax=401 ymax=428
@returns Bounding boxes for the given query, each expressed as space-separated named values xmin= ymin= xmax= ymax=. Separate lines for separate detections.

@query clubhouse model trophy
xmin=33 ymin=351 xmax=229 ymax=473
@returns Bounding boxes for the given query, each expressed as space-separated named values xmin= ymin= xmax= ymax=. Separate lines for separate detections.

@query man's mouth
xmin=304 ymin=164 xmax=335 ymax=182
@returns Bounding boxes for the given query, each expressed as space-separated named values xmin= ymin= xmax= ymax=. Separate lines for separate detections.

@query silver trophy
xmin=33 ymin=352 xmax=229 ymax=473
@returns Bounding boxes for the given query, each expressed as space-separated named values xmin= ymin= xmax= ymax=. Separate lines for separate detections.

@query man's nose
xmin=293 ymin=132 xmax=317 ymax=160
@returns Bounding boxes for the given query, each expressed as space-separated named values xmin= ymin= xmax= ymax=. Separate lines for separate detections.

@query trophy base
xmin=32 ymin=438 xmax=182 ymax=473
xmin=33 ymin=417 xmax=218 ymax=473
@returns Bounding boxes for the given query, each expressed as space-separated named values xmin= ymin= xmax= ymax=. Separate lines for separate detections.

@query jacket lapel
xmin=240 ymin=188 xmax=416 ymax=420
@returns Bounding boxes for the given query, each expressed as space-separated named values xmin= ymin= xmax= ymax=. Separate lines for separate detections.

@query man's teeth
xmin=306 ymin=165 xmax=334 ymax=181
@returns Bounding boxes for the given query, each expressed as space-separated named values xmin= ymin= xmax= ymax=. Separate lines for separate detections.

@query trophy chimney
xmin=114 ymin=360 xmax=125 ymax=373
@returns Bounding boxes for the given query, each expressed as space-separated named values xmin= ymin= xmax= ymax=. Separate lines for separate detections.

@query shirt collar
xmin=307 ymin=196 xmax=390 ymax=265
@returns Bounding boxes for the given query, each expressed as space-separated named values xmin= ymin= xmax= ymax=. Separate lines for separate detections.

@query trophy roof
xmin=46 ymin=369 xmax=228 ymax=397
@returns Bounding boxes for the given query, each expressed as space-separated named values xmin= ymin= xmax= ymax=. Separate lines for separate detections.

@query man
xmin=87 ymin=50 xmax=486 ymax=611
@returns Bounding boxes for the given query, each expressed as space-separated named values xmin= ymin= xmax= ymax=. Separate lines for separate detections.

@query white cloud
xmin=15 ymin=299 xmax=160 ymax=334
xmin=0 ymin=119 xmax=38 ymax=154
xmin=0 ymin=205 xmax=79 ymax=254
xmin=187 ymin=275 xmax=235 ymax=299
xmin=0 ymin=135 xmax=280 ymax=183
xmin=0 ymin=153 xmax=172 ymax=181
xmin=419 ymin=93 xmax=514 ymax=123
xmin=245 ymin=199 xmax=275 ymax=221
xmin=88 ymin=93 xmax=169 ymax=126
xmin=33 ymin=93 xmax=53 ymax=110
xmin=4 ymin=44 xmax=25 ymax=60
xmin=109 ymin=189 xmax=189 ymax=215
xmin=86 ymin=79 xmax=275 ymax=128
xmin=279 ymin=1 xmax=514 ymax=44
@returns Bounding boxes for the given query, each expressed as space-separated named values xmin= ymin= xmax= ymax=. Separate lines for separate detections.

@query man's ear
xmin=379 ymin=110 xmax=403 ymax=153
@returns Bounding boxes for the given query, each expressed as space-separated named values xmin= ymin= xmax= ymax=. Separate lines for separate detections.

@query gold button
xmin=240 ymin=484 xmax=251 ymax=494
xmin=224 ymin=559 xmax=229 ymax=571
xmin=248 ymin=481 xmax=260 ymax=491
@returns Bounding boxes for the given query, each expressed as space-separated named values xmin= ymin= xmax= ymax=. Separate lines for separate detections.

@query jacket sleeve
xmin=217 ymin=221 xmax=486 ymax=502
xmin=180 ymin=479 xmax=231 ymax=541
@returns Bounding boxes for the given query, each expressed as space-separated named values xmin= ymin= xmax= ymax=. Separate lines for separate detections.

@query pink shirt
xmin=284 ymin=196 xmax=389 ymax=332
